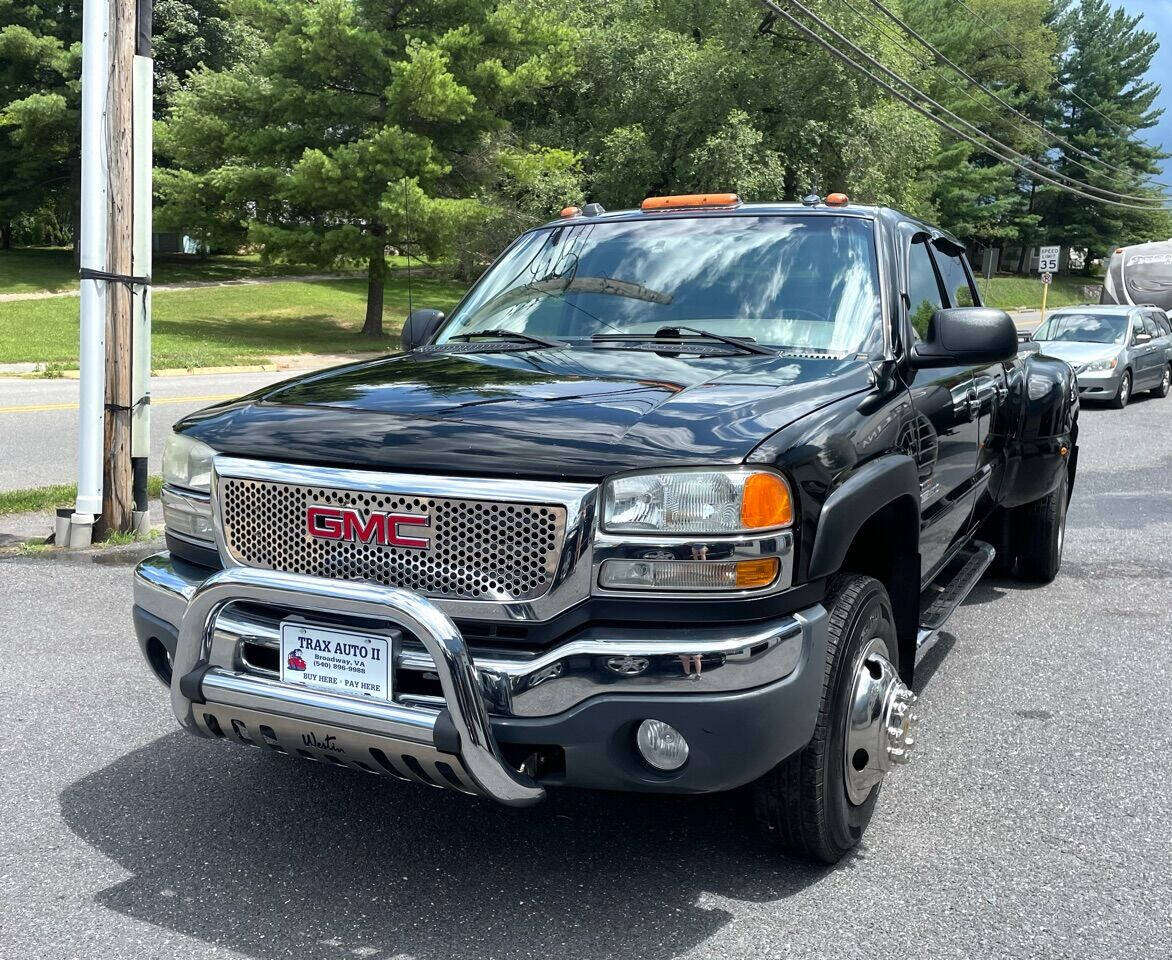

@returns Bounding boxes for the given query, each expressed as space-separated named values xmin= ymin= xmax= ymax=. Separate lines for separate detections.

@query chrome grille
xmin=218 ymin=478 xmax=567 ymax=601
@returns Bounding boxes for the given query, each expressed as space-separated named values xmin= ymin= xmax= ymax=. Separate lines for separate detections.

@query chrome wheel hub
xmin=843 ymin=637 xmax=919 ymax=805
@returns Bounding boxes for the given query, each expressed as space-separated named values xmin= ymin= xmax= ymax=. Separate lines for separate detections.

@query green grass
xmin=978 ymin=274 xmax=1098 ymax=311
xmin=0 ymin=274 xmax=466 ymax=368
xmin=0 ymin=246 xmax=431 ymax=295
xmin=0 ymin=476 xmax=163 ymax=516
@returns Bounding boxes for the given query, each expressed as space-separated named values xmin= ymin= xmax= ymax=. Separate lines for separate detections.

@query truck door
xmin=903 ymin=234 xmax=982 ymax=583
xmin=932 ymin=241 xmax=1009 ymax=526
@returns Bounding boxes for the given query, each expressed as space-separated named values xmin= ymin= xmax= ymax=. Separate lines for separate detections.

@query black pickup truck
xmin=135 ymin=194 xmax=1078 ymax=862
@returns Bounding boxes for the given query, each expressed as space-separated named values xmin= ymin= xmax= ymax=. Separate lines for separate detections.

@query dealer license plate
xmin=279 ymin=621 xmax=391 ymax=700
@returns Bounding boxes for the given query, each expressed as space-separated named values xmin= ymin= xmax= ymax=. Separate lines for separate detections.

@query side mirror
xmin=1135 ymin=332 xmax=1153 ymax=345
xmin=400 ymin=308 xmax=446 ymax=352
xmin=910 ymin=307 xmax=1018 ymax=368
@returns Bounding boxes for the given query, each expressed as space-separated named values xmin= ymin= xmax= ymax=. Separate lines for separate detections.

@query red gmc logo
xmin=306 ymin=505 xmax=430 ymax=549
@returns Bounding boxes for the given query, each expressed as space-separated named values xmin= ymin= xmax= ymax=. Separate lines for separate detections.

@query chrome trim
xmin=136 ymin=551 xmax=811 ymax=718
xmin=210 ymin=456 xmax=599 ymax=623
xmin=171 ymin=567 xmax=544 ymax=806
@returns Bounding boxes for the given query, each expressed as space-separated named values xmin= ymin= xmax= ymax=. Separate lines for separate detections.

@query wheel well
xmin=839 ymin=495 xmax=920 ymax=685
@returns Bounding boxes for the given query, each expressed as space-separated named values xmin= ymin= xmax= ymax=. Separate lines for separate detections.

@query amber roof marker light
xmin=641 ymin=193 xmax=742 ymax=211
xmin=560 ymin=206 xmax=582 ymax=218
xmin=825 ymin=192 xmax=850 ymax=206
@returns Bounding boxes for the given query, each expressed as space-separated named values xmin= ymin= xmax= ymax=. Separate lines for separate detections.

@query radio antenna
xmin=403 ymin=177 xmax=413 ymax=317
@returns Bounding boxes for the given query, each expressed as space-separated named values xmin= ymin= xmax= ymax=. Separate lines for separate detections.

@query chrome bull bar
xmin=171 ymin=567 xmax=545 ymax=807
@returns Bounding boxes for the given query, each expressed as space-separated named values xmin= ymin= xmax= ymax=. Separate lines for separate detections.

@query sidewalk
xmin=0 ymin=350 xmax=385 ymax=379
xmin=0 ymin=499 xmax=163 ymax=549
xmin=0 ymin=270 xmax=362 ymax=303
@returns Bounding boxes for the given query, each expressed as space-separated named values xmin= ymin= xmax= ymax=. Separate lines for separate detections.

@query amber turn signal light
xmin=740 ymin=472 xmax=793 ymax=529
xmin=735 ymin=557 xmax=781 ymax=589
xmin=641 ymin=193 xmax=741 ymax=211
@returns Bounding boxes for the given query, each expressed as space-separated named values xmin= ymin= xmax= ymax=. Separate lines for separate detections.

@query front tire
xmin=753 ymin=575 xmax=911 ymax=863
xmin=1110 ymin=370 xmax=1131 ymax=409
xmin=1015 ymin=467 xmax=1069 ymax=583
xmin=1151 ymin=364 xmax=1171 ymax=398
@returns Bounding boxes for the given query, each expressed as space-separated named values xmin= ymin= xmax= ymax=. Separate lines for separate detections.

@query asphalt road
xmin=0 ymin=370 xmax=300 ymax=492
xmin=2 ymin=392 xmax=1170 ymax=960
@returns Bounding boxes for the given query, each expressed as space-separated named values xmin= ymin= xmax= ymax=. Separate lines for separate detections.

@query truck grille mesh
xmin=218 ymin=479 xmax=566 ymax=601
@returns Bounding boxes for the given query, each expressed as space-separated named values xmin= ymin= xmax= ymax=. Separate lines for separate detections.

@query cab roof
xmin=538 ymin=200 xmax=963 ymax=248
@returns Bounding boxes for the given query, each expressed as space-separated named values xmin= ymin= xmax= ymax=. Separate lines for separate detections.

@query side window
xmin=907 ymin=238 xmax=944 ymax=340
xmin=1141 ymin=314 xmax=1160 ymax=338
xmin=1148 ymin=312 xmax=1169 ymax=337
xmin=933 ymin=244 xmax=978 ymax=308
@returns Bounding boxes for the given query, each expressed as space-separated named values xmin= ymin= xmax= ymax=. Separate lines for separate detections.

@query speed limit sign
xmin=1041 ymin=271 xmax=1053 ymax=285
xmin=1038 ymin=245 xmax=1060 ymax=273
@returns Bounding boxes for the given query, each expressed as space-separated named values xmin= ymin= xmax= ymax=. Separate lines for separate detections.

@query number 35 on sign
xmin=1038 ymin=245 xmax=1060 ymax=273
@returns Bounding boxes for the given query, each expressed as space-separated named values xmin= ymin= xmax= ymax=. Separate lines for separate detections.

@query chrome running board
xmin=917 ymin=540 xmax=995 ymax=649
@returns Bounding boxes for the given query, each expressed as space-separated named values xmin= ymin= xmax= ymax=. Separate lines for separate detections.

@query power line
xmin=833 ymin=0 xmax=1165 ymax=202
xmin=859 ymin=0 xmax=1172 ymax=195
xmin=756 ymin=0 xmax=1172 ymax=211
xmin=947 ymin=0 xmax=1157 ymax=150
xmin=779 ymin=0 xmax=1169 ymax=207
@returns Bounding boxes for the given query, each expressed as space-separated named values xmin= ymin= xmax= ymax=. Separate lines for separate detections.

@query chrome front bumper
xmin=135 ymin=552 xmax=823 ymax=803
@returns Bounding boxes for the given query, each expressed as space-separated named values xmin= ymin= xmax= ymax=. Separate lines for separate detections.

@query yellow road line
xmin=0 ymin=393 xmax=236 ymax=415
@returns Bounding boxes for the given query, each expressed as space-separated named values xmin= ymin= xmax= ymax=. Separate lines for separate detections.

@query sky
xmin=1121 ymin=0 xmax=1172 ymax=179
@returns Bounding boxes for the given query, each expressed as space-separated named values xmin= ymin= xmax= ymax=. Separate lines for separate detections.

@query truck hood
xmin=178 ymin=348 xmax=875 ymax=481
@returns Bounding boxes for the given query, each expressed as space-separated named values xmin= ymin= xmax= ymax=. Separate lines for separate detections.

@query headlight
xmin=601 ymin=468 xmax=793 ymax=535
xmin=163 ymin=432 xmax=216 ymax=492
xmin=1078 ymin=356 xmax=1118 ymax=374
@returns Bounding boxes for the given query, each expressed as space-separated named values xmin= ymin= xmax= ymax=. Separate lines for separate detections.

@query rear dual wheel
xmin=753 ymin=575 xmax=916 ymax=863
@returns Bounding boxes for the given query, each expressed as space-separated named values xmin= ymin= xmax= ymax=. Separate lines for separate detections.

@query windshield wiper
xmin=592 ymin=325 xmax=775 ymax=356
xmin=448 ymin=329 xmax=566 ymax=349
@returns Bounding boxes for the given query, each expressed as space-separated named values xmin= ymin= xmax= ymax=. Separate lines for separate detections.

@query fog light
xmin=636 ymin=719 xmax=689 ymax=771
xmin=600 ymin=557 xmax=778 ymax=591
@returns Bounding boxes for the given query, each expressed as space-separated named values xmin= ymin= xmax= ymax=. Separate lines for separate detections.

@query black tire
xmin=1152 ymin=364 xmax=1171 ymax=398
xmin=1110 ymin=369 xmax=1131 ymax=409
xmin=982 ymin=508 xmax=1017 ymax=577
xmin=753 ymin=574 xmax=898 ymax=863
xmin=1015 ymin=467 xmax=1068 ymax=583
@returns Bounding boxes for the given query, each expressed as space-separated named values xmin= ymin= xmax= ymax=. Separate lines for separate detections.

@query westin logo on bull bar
xmin=306 ymin=505 xmax=430 ymax=549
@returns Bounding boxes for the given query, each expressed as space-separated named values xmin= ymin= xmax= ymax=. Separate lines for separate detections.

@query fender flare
xmin=808 ymin=455 xmax=921 ymax=580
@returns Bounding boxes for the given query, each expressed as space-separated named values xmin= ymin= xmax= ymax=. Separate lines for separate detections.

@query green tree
xmin=158 ymin=0 xmax=573 ymax=336
xmin=0 ymin=0 xmax=247 ymax=251
xmin=1038 ymin=0 xmax=1172 ymax=264
xmin=520 ymin=0 xmax=939 ymax=215
xmin=905 ymin=0 xmax=1057 ymax=251
xmin=0 ymin=0 xmax=79 ymax=249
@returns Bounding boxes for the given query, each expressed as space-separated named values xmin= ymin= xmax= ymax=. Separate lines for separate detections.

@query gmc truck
xmin=134 ymin=193 xmax=1078 ymax=862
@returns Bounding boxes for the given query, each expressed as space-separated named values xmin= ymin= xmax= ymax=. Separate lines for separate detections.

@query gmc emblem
xmin=306 ymin=505 xmax=430 ymax=549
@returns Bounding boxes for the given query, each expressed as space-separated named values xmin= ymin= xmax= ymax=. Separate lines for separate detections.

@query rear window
xmin=440 ymin=215 xmax=883 ymax=356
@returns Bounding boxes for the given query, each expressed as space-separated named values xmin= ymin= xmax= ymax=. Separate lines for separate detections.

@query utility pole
xmin=70 ymin=0 xmax=152 ymax=546
xmin=98 ymin=0 xmax=136 ymax=539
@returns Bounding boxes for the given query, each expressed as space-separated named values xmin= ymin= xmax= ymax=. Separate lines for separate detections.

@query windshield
xmin=437 ymin=215 xmax=883 ymax=356
xmin=1033 ymin=312 xmax=1128 ymax=344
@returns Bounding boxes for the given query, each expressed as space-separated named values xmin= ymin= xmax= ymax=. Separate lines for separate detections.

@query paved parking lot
xmin=1 ymin=391 xmax=1170 ymax=960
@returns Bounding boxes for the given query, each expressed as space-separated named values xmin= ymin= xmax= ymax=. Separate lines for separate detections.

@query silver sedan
xmin=1024 ymin=305 xmax=1172 ymax=408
